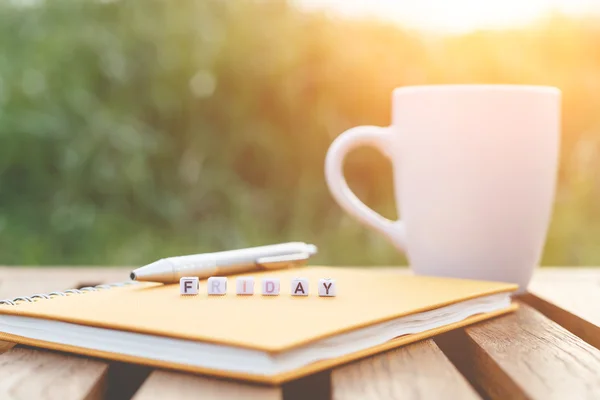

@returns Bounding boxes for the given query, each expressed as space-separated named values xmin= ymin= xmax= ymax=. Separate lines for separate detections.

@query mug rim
xmin=393 ymin=84 xmax=560 ymax=96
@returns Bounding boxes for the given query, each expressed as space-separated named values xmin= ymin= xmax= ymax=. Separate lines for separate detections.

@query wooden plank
xmin=0 ymin=347 xmax=109 ymax=400
xmin=435 ymin=302 xmax=600 ymax=400
xmin=1 ymin=279 xmax=80 ymax=300
xmin=131 ymin=370 xmax=283 ymax=400
xmin=0 ymin=341 xmax=14 ymax=354
xmin=0 ymin=268 xmax=131 ymax=299
xmin=4 ymin=266 xmax=600 ymax=400
xmin=0 ymin=274 xmax=114 ymax=400
xmin=0 ymin=275 xmax=84 ymax=354
xmin=519 ymin=292 xmax=600 ymax=351
xmin=331 ymin=339 xmax=480 ymax=400
xmin=0 ymin=267 xmax=132 ymax=277
xmin=523 ymin=267 xmax=600 ymax=349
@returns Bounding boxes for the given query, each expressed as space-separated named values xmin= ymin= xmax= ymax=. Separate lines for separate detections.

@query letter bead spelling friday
xmin=179 ymin=277 xmax=336 ymax=297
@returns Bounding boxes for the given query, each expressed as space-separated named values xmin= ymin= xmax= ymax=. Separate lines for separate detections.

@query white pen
xmin=130 ymin=242 xmax=318 ymax=283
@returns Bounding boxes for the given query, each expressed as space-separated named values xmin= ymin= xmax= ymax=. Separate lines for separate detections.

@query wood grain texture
xmin=0 ymin=347 xmax=109 ymax=400
xmin=435 ymin=302 xmax=600 ymax=400
xmin=0 ymin=272 xmax=69 ymax=300
xmin=131 ymin=370 xmax=283 ymax=400
xmin=524 ymin=267 xmax=600 ymax=349
xmin=0 ymin=275 xmax=82 ymax=356
xmin=519 ymin=293 xmax=600 ymax=351
xmin=331 ymin=339 xmax=480 ymax=400
xmin=0 ymin=341 xmax=14 ymax=354
xmin=0 ymin=273 xmax=118 ymax=399
xmin=3 ymin=266 xmax=600 ymax=400
xmin=528 ymin=267 xmax=600 ymax=327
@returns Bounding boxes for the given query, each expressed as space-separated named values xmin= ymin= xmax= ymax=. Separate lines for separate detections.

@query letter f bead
xmin=180 ymin=277 xmax=199 ymax=295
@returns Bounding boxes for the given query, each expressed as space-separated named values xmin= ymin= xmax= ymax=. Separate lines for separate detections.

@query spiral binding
xmin=0 ymin=281 xmax=139 ymax=306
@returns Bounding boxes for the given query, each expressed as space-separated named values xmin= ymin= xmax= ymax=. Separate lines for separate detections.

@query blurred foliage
xmin=0 ymin=0 xmax=599 ymax=266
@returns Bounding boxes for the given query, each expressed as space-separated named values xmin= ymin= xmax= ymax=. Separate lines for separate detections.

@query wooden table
xmin=1 ymin=267 xmax=600 ymax=400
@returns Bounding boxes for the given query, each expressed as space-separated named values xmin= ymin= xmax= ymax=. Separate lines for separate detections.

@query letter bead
xmin=261 ymin=278 xmax=280 ymax=296
xmin=207 ymin=277 xmax=227 ymax=295
xmin=180 ymin=277 xmax=199 ymax=296
xmin=236 ymin=277 xmax=255 ymax=295
xmin=290 ymin=277 xmax=309 ymax=296
xmin=318 ymin=278 xmax=336 ymax=297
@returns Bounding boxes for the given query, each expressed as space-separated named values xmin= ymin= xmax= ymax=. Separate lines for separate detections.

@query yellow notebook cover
xmin=0 ymin=266 xmax=517 ymax=384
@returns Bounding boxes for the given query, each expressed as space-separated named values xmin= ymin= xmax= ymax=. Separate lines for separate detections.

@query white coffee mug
xmin=325 ymin=85 xmax=561 ymax=291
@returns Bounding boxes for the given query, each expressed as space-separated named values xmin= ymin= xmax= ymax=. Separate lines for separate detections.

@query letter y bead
xmin=318 ymin=278 xmax=336 ymax=297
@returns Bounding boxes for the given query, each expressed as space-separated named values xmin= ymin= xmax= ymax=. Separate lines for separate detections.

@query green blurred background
xmin=1 ymin=0 xmax=599 ymax=266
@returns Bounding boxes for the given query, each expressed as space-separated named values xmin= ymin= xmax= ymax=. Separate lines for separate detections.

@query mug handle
xmin=325 ymin=126 xmax=407 ymax=252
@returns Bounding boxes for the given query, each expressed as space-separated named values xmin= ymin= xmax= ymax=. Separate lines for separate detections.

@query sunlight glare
xmin=296 ymin=0 xmax=600 ymax=32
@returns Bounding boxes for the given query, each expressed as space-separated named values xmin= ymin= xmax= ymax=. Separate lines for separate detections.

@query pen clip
xmin=256 ymin=252 xmax=311 ymax=270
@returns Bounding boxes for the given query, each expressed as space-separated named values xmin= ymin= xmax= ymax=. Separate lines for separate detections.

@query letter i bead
xmin=318 ymin=278 xmax=336 ymax=297
xmin=236 ymin=277 xmax=255 ymax=295
xmin=180 ymin=277 xmax=199 ymax=295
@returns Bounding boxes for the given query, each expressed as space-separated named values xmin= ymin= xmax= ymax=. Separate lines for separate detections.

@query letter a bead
xmin=207 ymin=277 xmax=227 ymax=295
xmin=290 ymin=277 xmax=309 ymax=296
xmin=180 ymin=277 xmax=199 ymax=296
xmin=236 ymin=277 xmax=255 ymax=295
xmin=318 ymin=278 xmax=336 ymax=297
xmin=261 ymin=278 xmax=280 ymax=296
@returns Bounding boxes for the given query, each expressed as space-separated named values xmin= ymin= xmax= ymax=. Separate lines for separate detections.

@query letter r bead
xmin=318 ymin=278 xmax=336 ymax=297
xmin=207 ymin=277 xmax=227 ymax=295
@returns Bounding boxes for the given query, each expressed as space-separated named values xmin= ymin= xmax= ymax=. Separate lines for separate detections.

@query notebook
xmin=0 ymin=266 xmax=517 ymax=384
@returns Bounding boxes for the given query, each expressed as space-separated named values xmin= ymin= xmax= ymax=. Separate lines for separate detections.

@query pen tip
xmin=130 ymin=272 xmax=136 ymax=280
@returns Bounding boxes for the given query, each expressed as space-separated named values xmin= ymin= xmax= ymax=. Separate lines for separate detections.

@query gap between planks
xmin=520 ymin=293 xmax=600 ymax=350
xmin=435 ymin=301 xmax=600 ymax=400
xmin=131 ymin=338 xmax=480 ymax=400
xmin=131 ymin=370 xmax=284 ymax=400
xmin=130 ymin=336 xmax=481 ymax=400
xmin=522 ymin=268 xmax=600 ymax=351
xmin=130 ymin=366 xmax=332 ymax=400
xmin=0 ymin=346 xmax=109 ymax=400
xmin=5 ymin=267 xmax=600 ymax=400
xmin=331 ymin=338 xmax=480 ymax=400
